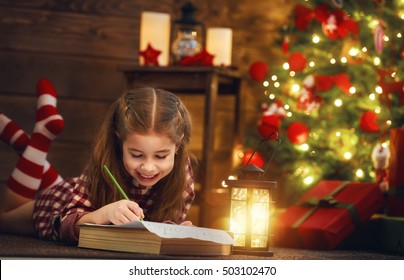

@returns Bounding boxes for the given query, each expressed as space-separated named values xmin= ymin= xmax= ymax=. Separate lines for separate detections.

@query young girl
xmin=0 ymin=82 xmax=195 ymax=245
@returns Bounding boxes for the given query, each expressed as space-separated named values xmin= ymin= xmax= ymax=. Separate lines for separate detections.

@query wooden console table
xmin=118 ymin=65 xmax=242 ymax=227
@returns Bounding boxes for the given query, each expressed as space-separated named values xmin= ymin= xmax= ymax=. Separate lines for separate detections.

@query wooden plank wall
xmin=0 ymin=0 xmax=293 ymax=227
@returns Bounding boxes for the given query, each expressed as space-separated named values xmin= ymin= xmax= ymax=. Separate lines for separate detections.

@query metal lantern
xmin=225 ymin=164 xmax=276 ymax=255
xmin=170 ymin=2 xmax=205 ymax=64
xmin=225 ymin=131 xmax=280 ymax=255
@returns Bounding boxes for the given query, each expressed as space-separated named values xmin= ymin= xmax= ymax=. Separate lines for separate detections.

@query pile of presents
xmin=273 ymin=128 xmax=404 ymax=254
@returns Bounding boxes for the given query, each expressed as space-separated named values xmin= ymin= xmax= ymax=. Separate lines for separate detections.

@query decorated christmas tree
xmin=244 ymin=0 xmax=404 ymax=206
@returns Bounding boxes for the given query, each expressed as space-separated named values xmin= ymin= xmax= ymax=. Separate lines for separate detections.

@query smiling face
xmin=122 ymin=130 xmax=176 ymax=187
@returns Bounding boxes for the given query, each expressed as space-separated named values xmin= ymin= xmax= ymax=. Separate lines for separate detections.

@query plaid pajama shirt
xmin=32 ymin=159 xmax=195 ymax=245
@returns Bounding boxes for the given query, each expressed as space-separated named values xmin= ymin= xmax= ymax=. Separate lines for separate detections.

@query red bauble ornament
xmin=242 ymin=150 xmax=265 ymax=169
xmin=249 ymin=61 xmax=269 ymax=81
xmin=288 ymin=52 xmax=307 ymax=72
xmin=139 ymin=43 xmax=161 ymax=66
xmin=287 ymin=121 xmax=309 ymax=144
xmin=257 ymin=115 xmax=280 ymax=139
xmin=359 ymin=111 xmax=380 ymax=133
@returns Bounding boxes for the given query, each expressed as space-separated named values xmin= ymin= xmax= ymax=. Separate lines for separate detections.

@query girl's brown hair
xmin=84 ymin=88 xmax=192 ymax=223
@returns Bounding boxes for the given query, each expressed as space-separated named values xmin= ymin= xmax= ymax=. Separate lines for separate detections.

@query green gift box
xmin=343 ymin=214 xmax=404 ymax=254
xmin=378 ymin=216 xmax=404 ymax=254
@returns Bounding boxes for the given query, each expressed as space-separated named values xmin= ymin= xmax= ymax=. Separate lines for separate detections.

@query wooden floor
xmin=1 ymin=233 xmax=402 ymax=260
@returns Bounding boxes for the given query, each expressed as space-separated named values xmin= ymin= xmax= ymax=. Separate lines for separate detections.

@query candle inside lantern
xmin=206 ymin=27 xmax=233 ymax=66
xmin=140 ymin=12 xmax=171 ymax=66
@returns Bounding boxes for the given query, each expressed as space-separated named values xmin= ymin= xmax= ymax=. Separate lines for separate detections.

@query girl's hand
xmin=103 ymin=199 xmax=144 ymax=225
xmin=180 ymin=220 xmax=193 ymax=226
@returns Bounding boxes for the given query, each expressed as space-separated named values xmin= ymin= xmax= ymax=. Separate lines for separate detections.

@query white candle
xmin=206 ymin=28 xmax=233 ymax=66
xmin=139 ymin=12 xmax=170 ymax=66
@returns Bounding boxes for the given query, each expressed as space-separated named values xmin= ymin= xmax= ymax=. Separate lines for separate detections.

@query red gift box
xmin=387 ymin=128 xmax=404 ymax=216
xmin=273 ymin=180 xmax=385 ymax=250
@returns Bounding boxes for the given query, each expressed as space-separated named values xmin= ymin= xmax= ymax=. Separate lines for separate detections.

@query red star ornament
xmin=179 ymin=55 xmax=199 ymax=66
xmin=179 ymin=48 xmax=214 ymax=66
xmin=139 ymin=43 xmax=161 ymax=66
xmin=198 ymin=48 xmax=214 ymax=66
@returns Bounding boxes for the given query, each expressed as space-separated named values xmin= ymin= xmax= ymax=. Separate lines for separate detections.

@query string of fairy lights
xmin=251 ymin=1 xmax=403 ymax=188
xmin=221 ymin=1 xmax=403 ymax=195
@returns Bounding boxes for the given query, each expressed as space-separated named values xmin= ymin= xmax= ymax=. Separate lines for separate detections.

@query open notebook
xmin=78 ymin=221 xmax=234 ymax=256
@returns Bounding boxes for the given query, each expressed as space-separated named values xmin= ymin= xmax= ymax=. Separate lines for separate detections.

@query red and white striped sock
xmin=7 ymin=79 xmax=64 ymax=198
xmin=1 ymin=113 xmax=63 ymax=192
xmin=0 ymin=113 xmax=30 ymax=154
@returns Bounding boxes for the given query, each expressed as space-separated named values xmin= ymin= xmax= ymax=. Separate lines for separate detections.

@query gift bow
xmin=293 ymin=182 xmax=362 ymax=230
xmin=301 ymin=195 xmax=338 ymax=207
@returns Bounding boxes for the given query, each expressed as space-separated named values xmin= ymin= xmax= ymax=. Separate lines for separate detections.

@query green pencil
xmin=103 ymin=164 xmax=129 ymax=200
xmin=103 ymin=164 xmax=143 ymax=221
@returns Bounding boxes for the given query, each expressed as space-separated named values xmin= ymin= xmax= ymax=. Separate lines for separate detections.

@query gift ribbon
xmin=292 ymin=181 xmax=362 ymax=246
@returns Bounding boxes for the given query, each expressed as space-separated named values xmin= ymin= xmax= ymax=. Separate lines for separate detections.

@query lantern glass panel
xmin=231 ymin=187 xmax=247 ymax=200
xmin=230 ymin=187 xmax=247 ymax=246
xmin=251 ymin=188 xmax=270 ymax=248
xmin=252 ymin=188 xmax=269 ymax=202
